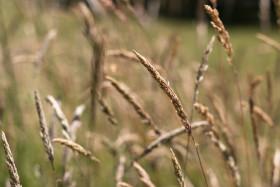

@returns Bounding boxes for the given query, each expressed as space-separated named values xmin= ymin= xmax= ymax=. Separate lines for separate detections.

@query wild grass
xmin=0 ymin=1 xmax=280 ymax=186
xmin=1 ymin=132 xmax=22 ymax=187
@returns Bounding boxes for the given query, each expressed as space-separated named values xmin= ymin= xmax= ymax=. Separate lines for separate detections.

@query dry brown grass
xmin=248 ymin=75 xmax=263 ymax=164
xmin=204 ymin=5 xmax=233 ymax=63
xmin=189 ymin=36 xmax=215 ymax=123
xmin=170 ymin=148 xmax=185 ymax=187
xmin=242 ymin=101 xmax=274 ymax=127
xmin=134 ymin=121 xmax=209 ymax=161
xmin=1 ymin=1 xmax=280 ymax=187
xmin=97 ymin=92 xmax=118 ymax=125
xmin=1 ymin=131 xmax=22 ymax=187
xmin=256 ymin=33 xmax=280 ymax=52
xmin=205 ymin=4 xmax=251 ymax=186
xmin=52 ymin=138 xmax=101 ymax=163
xmin=105 ymin=75 xmax=161 ymax=135
xmin=34 ymin=90 xmax=55 ymax=169
xmin=133 ymin=162 xmax=155 ymax=187
xmin=133 ymin=50 xmax=192 ymax=135
xmin=46 ymin=95 xmax=71 ymax=140
xmin=194 ymin=102 xmax=240 ymax=187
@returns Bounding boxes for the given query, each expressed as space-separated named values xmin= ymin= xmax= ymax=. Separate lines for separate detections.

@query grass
xmin=1 ymin=1 xmax=280 ymax=186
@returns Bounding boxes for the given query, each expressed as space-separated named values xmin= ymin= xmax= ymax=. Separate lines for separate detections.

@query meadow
xmin=0 ymin=1 xmax=280 ymax=186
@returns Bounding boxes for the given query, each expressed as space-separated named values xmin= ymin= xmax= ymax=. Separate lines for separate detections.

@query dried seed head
xmin=205 ymin=130 xmax=241 ymax=186
xmin=46 ymin=95 xmax=71 ymax=140
xmin=205 ymin=5 xmax=233 ymax=63
xmin=34 ymin=90 xmax=54 ymax=169
xmin=133 ymin=162 xmax=156 ymax=187
xmin=97 ymin=93 xmax=118 ymax=126
xmin=133 ymin=50 xmax=192 ymax=134
xmin=170 ymin=148 xmax=185 ymax=187
xmin=194 ymin=103 xmax=215 ymax=126
xmin=105 ymin=75 xmax=161 ymax=135
xmin=52 ymin=138 xmax=101 ymax=163
xmin=2 ymin=131 xmax=22 ymax=187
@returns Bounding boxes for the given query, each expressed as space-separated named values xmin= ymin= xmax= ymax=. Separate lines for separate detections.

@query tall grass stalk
xmin=205 ymin=5 xmax=251 ymax=186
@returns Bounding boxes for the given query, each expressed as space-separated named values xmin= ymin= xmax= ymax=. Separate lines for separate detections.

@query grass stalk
xmin=105 ymin=75 xmax=161 ymax=135
xmin=34 ymin=90 xmax=55 ymax=170
xmin=205 ymin=5 xmax=251 ymax=186
xmin=170 ymin=148 xmax=185 ymax=187
xmin=1 ymin=131 xmax=22 ymax=187
xmin=53 ymin=138 xmax=101 ymax=163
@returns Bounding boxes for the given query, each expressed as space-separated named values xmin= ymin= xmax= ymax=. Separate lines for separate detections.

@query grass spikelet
xmin=128 ymin=50 xmax=210 ymax=184
xmin=242 ymin=102 xmax=274 ymax=127
xmin=194 ymin=103 xmax=241 ymax=187
xmin=52 ymin=138 xmax=101 ymax=163
xmin=34 ymin=90 xmax=55 ymax=169
xmin=190 ymin=36 xmax=215 ymax=123
xmin=107 ymin=49 xmax=139 ymax=61
xmin=46 ymin=95 xmax=71 ymax=140
xmin=70 ymin=104 xmax=85 ymax=141
xmin=249 ymin=76 xmax=263 ymax=95
xmin=126 ymin=59 xmax=208 ymax=186
xmin=254 ymin=107 xmax=274 ymax=127
xmin=182 ymin=36 xmax=214 ymax=175
xmin=205 ymin=130 xmax=240 ymax=187
xmin=133 ymin=162 xmax=156 ymax=187
xmin=256 ymin=33 xmax=280 ymax=52
xmin=205 ymin=4 xmax=251 ymax=185
xmin=248 ymin=75 xmax=262 ymax=163
xmin=133 ymin=50 xmax=191 ymax=134
xmin=248 ymin=99 xmax=260 ymax=163
xmin=194 ymin=103 xmax=215 ymax=126
xmin=134 ymin=121 xmax=209 ymax=161
xmin=1 ymin=131 xmax=22 ymax=187
xmin=48 ymin=97 xmax=61 ymax=140
xmin=204 ymin=5 xmax=233 ymax=62
xmin=208 ymin=93 xmax=236 ymax=160
xmin=105 ymin=75 xmax=161 ymax=135
xmin=63 ymin=104 xmax=85 ymax=175
xmin=107 ymin=49 xmax=164 ymax=73
xmin=170 ymin=148 xmax=185 ymax=187
xmin=97 ymin=93 xmax=118 ymax=125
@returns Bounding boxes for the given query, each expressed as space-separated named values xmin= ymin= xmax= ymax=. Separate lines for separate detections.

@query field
xmin=1 ymin=1 xmax=280 ymax=187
